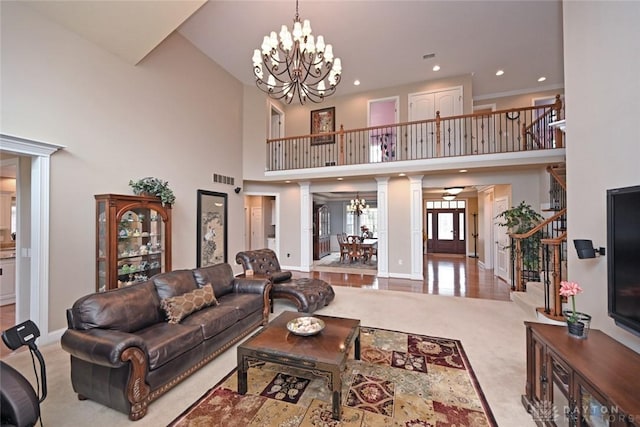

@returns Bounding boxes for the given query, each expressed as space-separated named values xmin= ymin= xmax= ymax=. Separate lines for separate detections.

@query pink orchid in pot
xmin=559 ymin=281 xmax=591 ymax=338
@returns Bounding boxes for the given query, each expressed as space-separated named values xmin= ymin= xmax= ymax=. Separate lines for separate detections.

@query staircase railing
xmin=510 ymin=208 xmax=567 ymax=291
xmin=266 ymin=95 xmax=564 ymax=171
xmin=522 ymin=95 xmax=564 ymax=150
xmin=541 ymin=233 xmax=567 ymax=319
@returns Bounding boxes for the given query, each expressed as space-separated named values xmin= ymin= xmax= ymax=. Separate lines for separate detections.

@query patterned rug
xmin=169 ymin=327 xmax=497 ymax=426
xmin=314 ymin=252 xmax=377 ymax=275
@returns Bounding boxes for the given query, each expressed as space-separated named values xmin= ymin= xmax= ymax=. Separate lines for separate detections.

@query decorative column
xmin=376 ymin=177 xmax=390 ymax=278
xmin=409 ymin=175 xmax=424 ymax=280
xmin=299 ymin=182 xmax=312 ymax=272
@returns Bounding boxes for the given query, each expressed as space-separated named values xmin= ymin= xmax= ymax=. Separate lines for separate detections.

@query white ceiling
xmin=25 ymin=0 xmax=565 ymax=99
xmin=178 ymin=0 xmax=564 ymax=98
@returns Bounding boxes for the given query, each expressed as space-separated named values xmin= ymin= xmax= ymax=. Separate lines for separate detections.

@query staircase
xmin=511 ymin=282 xmax=566 ymax=324
xmin=511 ymin=163 xmax=568 ymax=321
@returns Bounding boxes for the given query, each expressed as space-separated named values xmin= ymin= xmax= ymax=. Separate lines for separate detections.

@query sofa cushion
xmin=181 ymin=304 xmax=239 ymax=339
xmin=192 ymin=264 xmax=235 ymax=296
xmin=153 ymin=270 xmax=197 ymax=300
xmin=160 ymin=284 xmax=218 ymax=324
xmin=217 ymin=293 xmax=263 ymax=320
xmin=69 ymin=280 xmax=162 ymax=332
xmin=137 ymin=322 xmax=203 ymax=370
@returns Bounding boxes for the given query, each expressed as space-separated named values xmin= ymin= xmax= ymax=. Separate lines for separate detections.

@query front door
xmin=426 ymin=200 xmax=466 ymax=254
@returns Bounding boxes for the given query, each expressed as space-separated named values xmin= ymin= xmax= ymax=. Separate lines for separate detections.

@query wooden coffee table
xmin=237 ymin=311 xmax=360 ymax=420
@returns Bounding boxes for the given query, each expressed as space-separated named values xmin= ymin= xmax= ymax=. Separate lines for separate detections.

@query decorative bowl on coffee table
xmin=287 ymin=316 xmax=325 ymax=336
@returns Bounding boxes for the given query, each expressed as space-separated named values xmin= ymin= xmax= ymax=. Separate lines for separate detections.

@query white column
xmin=376 ymin=177 xmax=390 ymax=277
xmin=299 ymin=182 xmax=312 ymax=272
xmin=409 ymin=175 xmax=424 ymax=280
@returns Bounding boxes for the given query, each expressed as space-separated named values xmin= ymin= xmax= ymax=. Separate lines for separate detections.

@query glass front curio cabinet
xmin=95 ymin=194 xmax=172 ymax=292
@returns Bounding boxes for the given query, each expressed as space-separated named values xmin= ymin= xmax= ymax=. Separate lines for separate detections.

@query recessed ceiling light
xmin=353 ymin=80 xmax=361 ymax=86
xmin=399 ymin=173 xmax=406 ymax=176
xmin=432 ymin=65 xmax=440 ymax=72
xmin=496 ymin=70 xmax=504 ymax=76
xmin=538 ymin=76 xmax=547 ymax=82
xmin=459 ymin=169 xmax=468 ymax=173
xmin=285 ymin=180 xmax=291 ymax=183
xmin=337 ymin=177 xmax=344 ymax=181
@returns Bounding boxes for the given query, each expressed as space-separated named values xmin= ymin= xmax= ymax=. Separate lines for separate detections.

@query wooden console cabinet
xmin=523 ymin=322 xmax=640 ymax=426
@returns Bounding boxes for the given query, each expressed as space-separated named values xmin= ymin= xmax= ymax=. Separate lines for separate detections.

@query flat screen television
xmin=607 ymin=184 xmax=640 ymax=336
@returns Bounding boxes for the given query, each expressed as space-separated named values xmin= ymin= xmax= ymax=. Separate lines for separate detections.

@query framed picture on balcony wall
xmin=196 ymin=190 xmax=227 ymax=267
xmin=310 ymin=106 xmax=335 ymax=145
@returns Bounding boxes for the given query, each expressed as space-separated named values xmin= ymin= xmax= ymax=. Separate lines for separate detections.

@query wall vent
xmin=212 ymin=173 xmax=235 ymax=186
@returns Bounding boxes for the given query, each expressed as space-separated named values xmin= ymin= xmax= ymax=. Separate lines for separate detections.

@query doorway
xmin=426 ymin=200 xmax=466 ymax=255
xmin=0 ymin=134 xmax=63 ymax=343
xmin=494 ymin=196 xmax=510 ymax=282
xmin=368 ymin=96 xmax=399 ymax=162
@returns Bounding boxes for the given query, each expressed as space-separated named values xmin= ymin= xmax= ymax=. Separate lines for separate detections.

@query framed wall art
xmin=197 ymin=190 xmax=227 ymax=267
xmin=310 ymin=106 xmax=335 ymax=145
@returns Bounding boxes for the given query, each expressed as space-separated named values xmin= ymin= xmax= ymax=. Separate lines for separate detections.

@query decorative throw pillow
xmin=160 ymin=283 xmax=217 ymax=324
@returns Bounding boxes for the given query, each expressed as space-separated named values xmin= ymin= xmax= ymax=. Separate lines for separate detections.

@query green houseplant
xmin=128 ymin=177 xmax=176 ymax=206
xmin=496 ymin=201 xmax=544 ymax=275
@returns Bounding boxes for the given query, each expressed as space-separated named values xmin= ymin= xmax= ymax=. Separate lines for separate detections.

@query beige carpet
xmin=2 ymin=287 xmax=536 ymax=426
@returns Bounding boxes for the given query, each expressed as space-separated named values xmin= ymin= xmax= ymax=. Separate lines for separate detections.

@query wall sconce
xmin=573 ymin=239 xmax=606 ymax=259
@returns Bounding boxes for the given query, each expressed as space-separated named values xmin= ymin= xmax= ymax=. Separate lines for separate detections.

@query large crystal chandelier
xmin=252 ymin=0 xmax=342 ymax=104
xmin=347 ymin=194 xmax=368 ymax=217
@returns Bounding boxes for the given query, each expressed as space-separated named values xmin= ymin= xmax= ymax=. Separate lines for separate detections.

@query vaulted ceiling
xmin=25 ymin=0 xmax=564 ymax=99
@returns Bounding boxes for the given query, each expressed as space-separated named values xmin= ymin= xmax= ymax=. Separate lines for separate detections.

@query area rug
xmin=314 ymin=252 xmax=377 ymax=275
xmin=169 ymin=327 xmax=497 ymax=426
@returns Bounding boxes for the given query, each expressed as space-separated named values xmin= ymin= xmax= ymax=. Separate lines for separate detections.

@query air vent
xmin=422 ymin=53 xmax=436 ymax=60
xmin=212 ymin=173 xmax=235 ymax=186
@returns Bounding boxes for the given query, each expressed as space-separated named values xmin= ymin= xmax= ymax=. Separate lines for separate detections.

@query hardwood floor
xmin=303 ymin=253 xmax=511 ymax=301
xmin=0 ymin=253 xmax=509 ymax=359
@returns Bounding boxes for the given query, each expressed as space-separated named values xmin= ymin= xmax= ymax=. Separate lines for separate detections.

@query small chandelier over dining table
xmin=251 ymin=0 xmax=342 ymax=104
xmin=348 ymin=194 xmax=368 ymax=216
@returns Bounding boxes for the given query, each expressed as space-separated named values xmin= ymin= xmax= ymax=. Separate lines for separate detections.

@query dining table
xmin=358 ymin=238 xmax=378 ymax=264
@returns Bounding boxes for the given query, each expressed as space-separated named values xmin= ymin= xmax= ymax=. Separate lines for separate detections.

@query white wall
xmin=1 ymin=3 xmax=244 ymax=331
xmin=564 ymin=1 xmax=640 ymax=352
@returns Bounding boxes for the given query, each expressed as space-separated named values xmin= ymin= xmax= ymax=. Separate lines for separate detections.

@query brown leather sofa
xmin=235 ymin=248 xmax=335 ymax=313
xmin=60 ymin=263 xmax=271 ymax=421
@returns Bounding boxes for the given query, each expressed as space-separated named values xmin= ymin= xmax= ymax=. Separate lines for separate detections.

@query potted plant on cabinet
xmin=128 ymin=177 xmax=176 ymax=206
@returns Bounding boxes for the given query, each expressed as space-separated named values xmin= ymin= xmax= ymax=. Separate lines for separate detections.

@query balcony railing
xmin=266 ymin=95 xmax=563 ymax=171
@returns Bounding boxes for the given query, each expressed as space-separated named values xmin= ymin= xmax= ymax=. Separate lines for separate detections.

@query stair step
xmin=512 ymin=282 xmax=566 ymax=325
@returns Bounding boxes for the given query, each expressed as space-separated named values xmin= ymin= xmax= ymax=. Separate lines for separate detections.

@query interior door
xmin=494 ymin=196 xmax=510 ymax=281
xmin=250 ymin=207 xmax=263 ymax=250
xmin=427 ymin=207 xmax=466 ymax=254
xmin=409 ymin=87 xmax=463 ymax=157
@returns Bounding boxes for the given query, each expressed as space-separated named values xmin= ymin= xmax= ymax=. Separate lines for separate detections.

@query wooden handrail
xmin=546 ymin=165 xmax=567 ymax=191
xmin=541 ymin=232 xmax=567 ymax=245
xmin=265 ymin=98 xmax=561 ymax=144
xmin=510 ymin=208 xmax=567 ymax=239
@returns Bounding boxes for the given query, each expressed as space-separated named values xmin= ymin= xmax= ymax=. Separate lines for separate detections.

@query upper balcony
xmin=264 ymin=95 xmax=566 ymax=181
